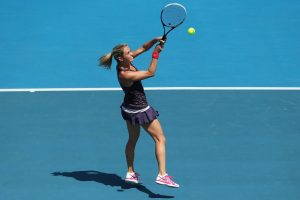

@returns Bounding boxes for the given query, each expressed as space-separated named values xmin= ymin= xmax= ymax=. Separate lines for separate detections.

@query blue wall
xmin=1 ymin=0 xmax=300 ymax=88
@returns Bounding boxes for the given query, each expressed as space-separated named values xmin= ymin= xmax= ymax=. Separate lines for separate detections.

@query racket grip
xmin=162 ymin=35 xmax=167 ymax=41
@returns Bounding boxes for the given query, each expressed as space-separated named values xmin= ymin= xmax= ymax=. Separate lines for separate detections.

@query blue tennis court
xmin=1 ymin=0 xmax=300 ymax=199
xmin=1 ymin=90 xmax=300 ymax=199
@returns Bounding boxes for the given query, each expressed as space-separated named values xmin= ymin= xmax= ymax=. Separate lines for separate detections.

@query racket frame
xmin=160 ymin=3 xmax=187 ymax=40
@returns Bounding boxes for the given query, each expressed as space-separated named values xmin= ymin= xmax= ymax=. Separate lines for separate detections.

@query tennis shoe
xmin=155 ymin=174 xmax=179 ymax=188
xmin=125 ymin=172 xmax=142 ymax=184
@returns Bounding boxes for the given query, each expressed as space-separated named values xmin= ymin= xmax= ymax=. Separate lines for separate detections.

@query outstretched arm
xmin=119 ymin=43 xmax=164 ymax=81
xmin=132 ymin=37 xmax=162 ymax=58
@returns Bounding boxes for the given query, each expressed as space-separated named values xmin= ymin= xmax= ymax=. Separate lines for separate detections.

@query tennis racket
xmin=160 ymin=3 xmax=187 ymax=41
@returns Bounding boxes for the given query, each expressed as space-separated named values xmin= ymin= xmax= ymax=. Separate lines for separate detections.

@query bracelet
xmin=152 ymin=51 xmax=159 ymax=59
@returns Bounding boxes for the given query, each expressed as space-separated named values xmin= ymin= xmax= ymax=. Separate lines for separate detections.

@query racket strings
xmin=161 ymin=4 xmax=186 ymax=27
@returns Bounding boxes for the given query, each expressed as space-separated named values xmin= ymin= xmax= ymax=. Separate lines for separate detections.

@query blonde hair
xmin=99 ymin=44 xmax=128 ymax=69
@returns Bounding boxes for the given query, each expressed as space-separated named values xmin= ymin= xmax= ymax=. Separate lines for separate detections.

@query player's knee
xmin=156 ymin=134 xmax=166 ymax=144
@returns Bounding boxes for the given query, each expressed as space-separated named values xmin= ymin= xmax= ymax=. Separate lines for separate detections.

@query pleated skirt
xmin=121 ymin=106 xmax=159 ymax=125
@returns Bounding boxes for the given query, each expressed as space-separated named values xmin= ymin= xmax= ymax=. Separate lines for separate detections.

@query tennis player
xmin=99 ymin=37 xmax=179 ymax=188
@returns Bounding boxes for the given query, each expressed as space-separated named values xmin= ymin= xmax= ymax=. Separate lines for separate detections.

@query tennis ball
xmin=187 ymin=27 xmax=196 ymax=35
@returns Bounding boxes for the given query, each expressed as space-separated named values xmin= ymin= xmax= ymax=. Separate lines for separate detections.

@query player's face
xmin=122 ymin=46 xmax=133 ymax=63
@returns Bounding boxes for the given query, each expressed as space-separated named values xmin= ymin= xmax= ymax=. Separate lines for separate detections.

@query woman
xmin=99 ymin=37 xmax=179 ymax=188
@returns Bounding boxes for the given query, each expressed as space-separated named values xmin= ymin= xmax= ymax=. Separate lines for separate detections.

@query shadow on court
xmin=51 ymin=171 xmax=174 ymax=199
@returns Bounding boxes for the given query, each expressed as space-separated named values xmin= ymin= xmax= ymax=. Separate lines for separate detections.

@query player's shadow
xmin=51 ymin=171 xmax=174 ymax=198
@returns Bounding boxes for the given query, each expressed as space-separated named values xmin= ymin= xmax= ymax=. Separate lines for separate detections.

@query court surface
xmin=1 ymin=90 xmax=300 ymax=200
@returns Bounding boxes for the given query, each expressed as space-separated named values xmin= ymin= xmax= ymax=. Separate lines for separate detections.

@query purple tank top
xmin=117 ymin=66 xmax=148 ymax=109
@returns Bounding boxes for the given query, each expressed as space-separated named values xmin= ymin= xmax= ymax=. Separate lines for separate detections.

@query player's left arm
xmin=132 ymin=37 xmax=163 ymax=58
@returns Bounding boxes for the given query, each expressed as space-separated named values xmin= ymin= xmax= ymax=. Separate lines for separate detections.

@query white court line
xmin=145 ymin=87 xmax=300 ymax=90
xmin=0 ymin=87 xmax=300 ymax=92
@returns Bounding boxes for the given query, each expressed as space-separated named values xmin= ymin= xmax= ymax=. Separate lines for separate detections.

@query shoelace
xmin=161 ymin=175 xmax=175 ymax=184
xmin=130 ymin=173 xmax=140 ymax=180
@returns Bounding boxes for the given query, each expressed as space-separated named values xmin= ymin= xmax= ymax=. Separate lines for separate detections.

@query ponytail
xmin=99 ymin=52 xmax=113 ymax=69
xmin=98 ymin=43 xmax=128 ymax=70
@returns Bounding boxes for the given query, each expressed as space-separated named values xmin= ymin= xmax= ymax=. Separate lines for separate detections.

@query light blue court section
xmin=1 ymin=90 xmax=300 ymax=200
xmin=0 ymin=0 xmax=300 ymax=88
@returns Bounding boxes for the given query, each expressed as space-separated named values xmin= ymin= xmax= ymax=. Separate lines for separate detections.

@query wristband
xmin=152 ymin=51 xmax=159 ymax=59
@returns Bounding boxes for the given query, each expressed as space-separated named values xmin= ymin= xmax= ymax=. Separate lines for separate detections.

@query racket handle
xmin=162 ymin=35 xmax=167 ymax=41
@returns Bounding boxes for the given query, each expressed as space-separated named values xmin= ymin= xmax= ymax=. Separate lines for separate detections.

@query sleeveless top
xmin=117 ymin=65 xmax=149 ymax=109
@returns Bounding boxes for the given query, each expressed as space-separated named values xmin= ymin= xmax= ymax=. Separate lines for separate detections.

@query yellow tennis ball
xmin=187 ymin=27 xmax=196 ymax=35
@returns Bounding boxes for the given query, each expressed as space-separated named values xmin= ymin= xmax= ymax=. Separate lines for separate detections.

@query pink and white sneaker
xmin=125 ymin=172 xmax=142 ymax=184
xmin=156 ymin=174 xmax=180 ymax=188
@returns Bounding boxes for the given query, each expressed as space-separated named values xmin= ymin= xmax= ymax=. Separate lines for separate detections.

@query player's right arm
xmin=119 ymin=59 xmax=158 ymax=81
xmin=118 ymin=44 xmax=164 ymax=82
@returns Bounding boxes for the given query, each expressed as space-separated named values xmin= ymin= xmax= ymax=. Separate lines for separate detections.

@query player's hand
xmin=154 ymin=43 xmax=164 ymax=53
xmin=155 ymin=36 xmax=163 ymax=42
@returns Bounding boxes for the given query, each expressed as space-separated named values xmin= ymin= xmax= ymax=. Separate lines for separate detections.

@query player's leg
xmin=142 ymin=119 xmax=179 ymax=188
xmin=142 ymin=119 xmax=166 ymax=175
xmin=124 ymin=120 xmax=142 ymax=184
